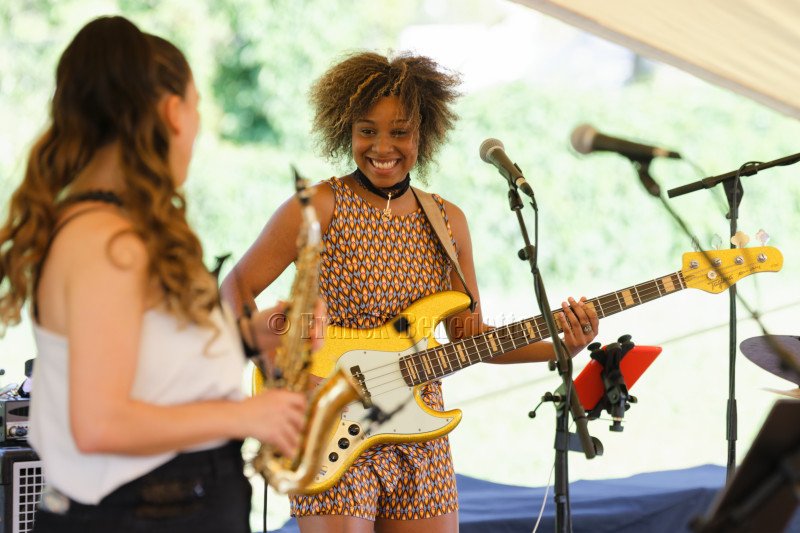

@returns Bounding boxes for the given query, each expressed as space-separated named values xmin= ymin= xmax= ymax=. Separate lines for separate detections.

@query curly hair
xmin=0 ymin=16 xmax=217 ymax=334
xmin=309 ymin=51 xmax=461 ymax=179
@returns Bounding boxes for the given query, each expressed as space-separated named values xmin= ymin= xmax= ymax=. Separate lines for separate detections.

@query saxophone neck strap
xmin=411 ymin=187 xmax=477 ymax=312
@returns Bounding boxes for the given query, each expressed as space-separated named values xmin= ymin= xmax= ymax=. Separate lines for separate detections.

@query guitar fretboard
xmin=398 ymin=271 xmax=686 ymax=386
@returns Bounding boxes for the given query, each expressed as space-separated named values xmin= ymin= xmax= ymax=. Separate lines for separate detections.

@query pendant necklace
xmin=382 ymin=193 xmax=393 ymax=219
xmin=352 ymin=168 xmax=411 ymax=220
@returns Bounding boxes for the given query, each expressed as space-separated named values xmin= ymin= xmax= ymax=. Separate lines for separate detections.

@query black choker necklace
xmin=352 ymin=168 xmax=411 ymax=219
xmin=352 ymin=168 xmax=411 ymax=200
xmin=61 ymin=190 xmax=123 ymax=207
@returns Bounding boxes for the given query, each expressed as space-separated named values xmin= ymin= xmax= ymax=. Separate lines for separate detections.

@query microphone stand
xmin=503 ymin=175 xmax=601 ymax=533
xmin=667 ymin=152 xmax=800 ymax=198
xmin=666 ymin=151 xmax=800 ymax=480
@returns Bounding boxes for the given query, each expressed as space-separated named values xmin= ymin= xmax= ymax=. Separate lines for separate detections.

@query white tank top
xmin=29 ymin=305 xmax=246 ymax=504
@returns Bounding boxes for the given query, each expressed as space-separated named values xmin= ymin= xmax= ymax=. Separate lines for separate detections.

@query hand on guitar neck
xmin=555 ymin=296 xmax=600 ymax=357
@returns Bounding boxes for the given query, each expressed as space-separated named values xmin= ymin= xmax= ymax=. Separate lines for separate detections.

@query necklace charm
xmin=382 ymin=193 xmax=393 ymax=220
xmin=352 ymin=168 xmax=412 ymax=214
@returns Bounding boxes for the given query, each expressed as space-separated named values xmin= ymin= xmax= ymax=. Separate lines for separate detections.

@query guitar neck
xmin=400 ymin=270 xmax=686 ymax=386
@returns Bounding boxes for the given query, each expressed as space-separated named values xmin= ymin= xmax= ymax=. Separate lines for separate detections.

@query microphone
xmin=570 ymin=124 xmax=681 ymax=161
xmin=479 ymin=138 xmax=535 ymax=198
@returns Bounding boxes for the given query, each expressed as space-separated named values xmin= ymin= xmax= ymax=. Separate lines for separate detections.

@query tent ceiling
xmin=512 ymin=0 xmax=800 ymax=118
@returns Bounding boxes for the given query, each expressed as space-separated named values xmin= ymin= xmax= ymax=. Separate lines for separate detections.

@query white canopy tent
xmin=512 ymin=0 xmax=800 ymax=119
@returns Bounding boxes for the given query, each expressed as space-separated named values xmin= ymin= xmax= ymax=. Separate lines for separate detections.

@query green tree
xmin=206 ymin=0 xmax=421 ymax=145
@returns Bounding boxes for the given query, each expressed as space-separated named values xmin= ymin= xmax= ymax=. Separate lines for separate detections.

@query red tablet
xmin=574 ymin=345 xmax=662 ymax=410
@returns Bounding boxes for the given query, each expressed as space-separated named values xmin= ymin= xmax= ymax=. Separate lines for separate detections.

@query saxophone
xmin=251 ymin=168 xmax=362 ymax=494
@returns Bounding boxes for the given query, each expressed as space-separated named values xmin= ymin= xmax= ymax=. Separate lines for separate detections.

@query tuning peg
xmin=755 ymin=229 xmax=770 ymax=246
xmin=710 ymin=234 xmax=724 ymax=250
xmin=730 ymin=231 xmax=750 ymax=249
xmin=690 ymin=236 xmax=701 ymax=252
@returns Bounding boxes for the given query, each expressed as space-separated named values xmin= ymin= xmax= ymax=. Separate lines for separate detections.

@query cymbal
xmin=740 ymin=335 xmax=800 ymax=385
xmin=763 ymin=387 xmax=800 ymax=399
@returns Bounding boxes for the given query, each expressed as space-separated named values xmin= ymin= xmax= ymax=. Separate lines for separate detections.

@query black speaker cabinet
xmin=0 ymin=445 xmax=42 ymax=533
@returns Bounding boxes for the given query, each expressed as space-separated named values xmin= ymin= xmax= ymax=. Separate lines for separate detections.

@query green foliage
xmin=4 ymin=0 xmax=799 ymax=296
xmin=206 ymin=0 xmax=421 ymax=145
xmin=3 ymin=0 xmax=800 ymax=288
xmin=437 ymin=74 xmax=800 ymax=292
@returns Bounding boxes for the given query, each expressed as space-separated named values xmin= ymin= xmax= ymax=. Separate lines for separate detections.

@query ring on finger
xmin=581 ymin=323 xmax=592 ymax=334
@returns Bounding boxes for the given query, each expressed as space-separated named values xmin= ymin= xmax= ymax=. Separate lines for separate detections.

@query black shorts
xmin=33 ymin=441 xmax=251 ymax=533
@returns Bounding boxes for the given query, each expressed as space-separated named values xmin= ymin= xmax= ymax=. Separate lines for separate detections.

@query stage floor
xmin=269 ymin=465 xmax=800 ymax=532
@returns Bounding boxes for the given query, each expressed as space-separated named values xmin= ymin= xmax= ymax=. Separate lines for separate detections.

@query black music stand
xmin=692 ymin=399 xmax=800 ymax=533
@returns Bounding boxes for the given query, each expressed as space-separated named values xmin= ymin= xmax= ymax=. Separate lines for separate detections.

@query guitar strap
xmin=411 ymin=186 xmax=477 ymax=312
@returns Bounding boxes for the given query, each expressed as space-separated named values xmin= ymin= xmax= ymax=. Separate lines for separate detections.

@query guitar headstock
xmin=682 ymin=246 xmax=783 ymax=293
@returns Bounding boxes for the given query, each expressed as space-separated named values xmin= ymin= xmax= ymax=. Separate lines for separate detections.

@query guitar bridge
xmin=349 ymin=365 xmax=372 ymax=407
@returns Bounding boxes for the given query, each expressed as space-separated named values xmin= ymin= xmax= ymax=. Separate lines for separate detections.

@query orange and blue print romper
xmin=290 ymin=176 xmax=460 ymax=521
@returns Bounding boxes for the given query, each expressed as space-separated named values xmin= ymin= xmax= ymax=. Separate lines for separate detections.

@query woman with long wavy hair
xmin=0 ymin=16 xmax=306 ymax=532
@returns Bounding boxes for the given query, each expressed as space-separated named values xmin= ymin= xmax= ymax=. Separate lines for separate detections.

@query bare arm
xmin=441 ymin=200 xmax=599 ymax=363
xmin=220 ymin=181 xmax=335 ymax=319
xmin=46 ymin=211 xmax=305 ymax=457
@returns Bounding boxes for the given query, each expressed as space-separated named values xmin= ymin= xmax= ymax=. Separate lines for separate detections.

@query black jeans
xmin=33 ymin=441 xmax=251 ymax=533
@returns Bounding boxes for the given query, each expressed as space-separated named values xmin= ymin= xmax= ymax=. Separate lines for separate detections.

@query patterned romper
xmin=290 ymin=176 xmax=460 ymax=521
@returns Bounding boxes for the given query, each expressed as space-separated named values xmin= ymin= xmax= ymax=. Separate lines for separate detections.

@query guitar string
xmin=350 ymin=260 xmax=754 ymax=400
xmin=359 ymin=268 xmax=699 ymax=395
xmin=353 ymin=271 xmax=684 ymax=385
xmin=359 ymin=272 xmax=691 ymax=398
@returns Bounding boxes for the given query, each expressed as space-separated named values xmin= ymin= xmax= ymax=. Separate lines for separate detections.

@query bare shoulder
xmin=270 ymin=178 xmax=335 ymax=235
xmin=310 ymin=179 xmax=335 ymax=230
xmin=311 ymin=178 xmax=335 ymax=203
xmin=231 ymin=178 xmax=337 ymax=280
xmin=36 ymin=207 xmax=152 ymax=333
xmin=272 ymin=179 xmax=334 ymax=220
xmin=52 ymin=207 xmax=148 ymax=271
xmin=437 ymin=196 xmax=465 ymax=219
xmin=438 ymin=196 xmax=469 ymax=233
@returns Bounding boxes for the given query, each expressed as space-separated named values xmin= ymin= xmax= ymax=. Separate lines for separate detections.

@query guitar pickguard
xmin=312 ymin=338 xmax=460 ymax=488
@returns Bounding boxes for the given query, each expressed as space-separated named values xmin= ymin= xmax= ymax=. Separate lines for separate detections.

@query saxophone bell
xmin=254 ymin=368 xmax=362 ymax=494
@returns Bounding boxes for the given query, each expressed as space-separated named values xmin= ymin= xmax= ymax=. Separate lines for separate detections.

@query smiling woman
xmin=352 ymin=96 xmax=418 ymax=187
xmin=220 ymin=50 xmax=598 ymax=533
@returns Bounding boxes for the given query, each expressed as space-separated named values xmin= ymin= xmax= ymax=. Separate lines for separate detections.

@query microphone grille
xmin=570 ymin=124 xmax=597 ymax=154
xmin=479 ymin=138 xmax=504 ymax=163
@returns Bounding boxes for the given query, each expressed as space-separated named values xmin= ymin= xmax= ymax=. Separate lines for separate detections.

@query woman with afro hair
xmin=221 ymin=51 xmax=598 ymax=532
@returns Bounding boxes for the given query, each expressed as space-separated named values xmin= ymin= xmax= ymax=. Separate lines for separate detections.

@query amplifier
xmin=0 ymin=445 xmax=42 ymax=533
xmin=0 ymin=401 xmax=28 ymax=443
